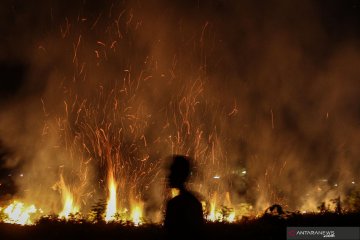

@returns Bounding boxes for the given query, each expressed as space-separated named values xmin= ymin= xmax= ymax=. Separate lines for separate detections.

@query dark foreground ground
xmin=0 ymin=212 xmax=359 ymax=240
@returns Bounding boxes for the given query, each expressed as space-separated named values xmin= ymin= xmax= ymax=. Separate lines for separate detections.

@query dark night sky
xmin=1 ymin=0 xmax=360 ymax=102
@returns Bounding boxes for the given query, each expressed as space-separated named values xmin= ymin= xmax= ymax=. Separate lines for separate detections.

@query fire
xmin=207 ymin=192 xmax=220 ymax=221
xmin=227 ymin=211 xmax=236 ymax=223
xmin=207 ymin=201 xmax=221 ymax=221
xmin=225 ymin=192 xmax=236 ymax=222
xmin=205 ymin=192 xmax=236 ymax=222
xmin=3 ymin=201 xmax=37 ymax=225
xmin=58 ymin=175 xmax=79 ymax=219
xmin=171 ymin=188 xmax=180 ymax=198
xmin=130 ymin=203 xmax=143 ymax=226
xmin=105 ymin=172 xmax=117 ymax=222
xmin=59 ymin=193 xmax=79 ymax=219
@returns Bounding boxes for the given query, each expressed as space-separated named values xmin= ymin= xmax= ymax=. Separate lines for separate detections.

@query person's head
xmin=167 ymin=155 xmax=191 ymax=189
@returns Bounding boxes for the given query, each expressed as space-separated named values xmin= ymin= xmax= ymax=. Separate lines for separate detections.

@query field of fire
xmin=0 ymin=0 xmax=359 ymax=239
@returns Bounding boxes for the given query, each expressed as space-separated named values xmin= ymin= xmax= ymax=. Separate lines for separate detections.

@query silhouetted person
xmin=164 ymin=155 xmax=203 ymax=239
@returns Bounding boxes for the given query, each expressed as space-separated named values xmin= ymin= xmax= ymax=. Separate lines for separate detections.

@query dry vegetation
xmin=0 ymin=212 xmax=359 ymax=240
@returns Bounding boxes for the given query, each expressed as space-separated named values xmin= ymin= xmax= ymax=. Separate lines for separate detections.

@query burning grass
xmin=0 ymin=211 xmax=358 ymax=240
xmin=1 ymin=189 xmax=359 ymax=227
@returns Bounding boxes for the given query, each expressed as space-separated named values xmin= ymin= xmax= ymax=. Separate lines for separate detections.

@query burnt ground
xmin=0 ymin=212 xmax=359 ymax=240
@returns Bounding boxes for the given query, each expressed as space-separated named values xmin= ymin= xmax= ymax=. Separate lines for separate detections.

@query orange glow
xmin=3 ymin=201 xmax=37 ymax=225
xmin=58 ymin=175 xmax=79 ymax=219
xmin=171 ymin=188 xmax=180 ymax=198
xmin=207 ymin=192 xmax=219 ymax=221
xmin=130 ymin=203 xmax=143 ymax=226
xmin=105 ymin=172 xmax=117 ymax=222
xmin=227 ymin=210 xmax=236 ymax=222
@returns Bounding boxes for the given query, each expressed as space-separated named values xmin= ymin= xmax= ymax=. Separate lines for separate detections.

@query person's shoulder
xmin=183 ymin=190 xmax=202 ymax=205
xmin=168 ymin=191 xmax=197 ymax=203
xmin=167 ymin=194 xmax=183 ymax=206
xmin=184 ymin=190 xmax=201 ymax=199
xmin=168 ymin=190 xmax=202 ymax=204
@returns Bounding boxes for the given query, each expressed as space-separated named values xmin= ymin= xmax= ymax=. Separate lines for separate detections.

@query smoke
xmin=0 ymin=0 xmax=360 ymax=217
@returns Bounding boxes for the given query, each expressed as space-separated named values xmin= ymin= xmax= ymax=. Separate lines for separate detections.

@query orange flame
xmin=105 ymin=171 xmax=117 ymax=222
xmin=3 ymin=201 xmax=37 ymax=225
xmin=207 ymin=192 xmax=219 ymax=221
xmin=58 ymin=175 xmax=79 ymax=219
xmin=130 ymin=203 xmax=143 ymax=226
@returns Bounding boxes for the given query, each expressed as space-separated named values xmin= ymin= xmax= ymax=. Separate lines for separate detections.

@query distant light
xmin=320 ymin=179 xmax=328 ymax=182
xmin=242 ymin=170 xmax=247 ymax=175
xmin=213 ymin=176 xmax=220 ymax=179
xmin=334 ymin=184 xmax=338 ymax=187
xmin=8 ymin=174 xmax=12 ymax=177
xmin=352 ymin=181 xmax=355 ymax=185
xmin=20 ymin=174 xmax=24 ymax=177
